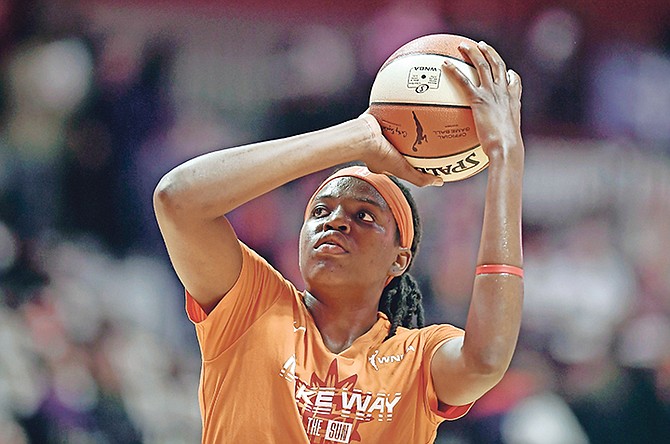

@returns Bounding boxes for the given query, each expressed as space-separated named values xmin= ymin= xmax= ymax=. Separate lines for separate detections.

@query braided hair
xmin=378 ymin=176 xmax=425 ymax=338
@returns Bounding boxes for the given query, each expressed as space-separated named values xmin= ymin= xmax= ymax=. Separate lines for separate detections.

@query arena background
xmin=1 ymin=0 xmax=669 ymax=442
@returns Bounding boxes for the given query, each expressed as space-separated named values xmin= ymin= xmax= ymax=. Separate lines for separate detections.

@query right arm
xmin=153 ymin=114 xmax=439 ymax=313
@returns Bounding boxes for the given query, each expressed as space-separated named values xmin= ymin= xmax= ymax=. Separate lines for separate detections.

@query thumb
xmin=360 ymin=113 xmax=443 ymax=188
xmin=380 ymin=138 xmax=444 ymax=188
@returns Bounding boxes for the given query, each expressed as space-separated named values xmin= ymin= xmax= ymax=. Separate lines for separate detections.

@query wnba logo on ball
xmin=407 ymin=66 xmax=441 ymax=92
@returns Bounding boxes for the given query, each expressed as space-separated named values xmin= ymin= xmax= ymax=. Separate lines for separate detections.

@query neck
xmin=303 ymin=289 xmax=381 ymax=354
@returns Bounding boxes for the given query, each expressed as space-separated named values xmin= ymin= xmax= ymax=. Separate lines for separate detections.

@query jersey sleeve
xmin=185 ymin=241 xmax=296 ymax=361
xmin=420 ymin=325 xmax=475 ymax=421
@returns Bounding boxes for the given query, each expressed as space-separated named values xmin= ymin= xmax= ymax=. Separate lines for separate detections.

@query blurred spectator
xmin=61 ymin=33 xmax=177 ymax=255
xmin=521 ymin=6 xmax=588 ymax=134
xmin=587 ymin=27 xmax=670 ymax=150
xmin=0 ymin=21 xmax=93 ymax=302
xmin=523 ymin=212 xmax=634 ymax=365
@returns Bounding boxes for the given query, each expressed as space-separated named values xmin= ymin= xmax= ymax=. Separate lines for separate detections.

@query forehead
xmin=314 ymin=177 xmax=389 ymax=209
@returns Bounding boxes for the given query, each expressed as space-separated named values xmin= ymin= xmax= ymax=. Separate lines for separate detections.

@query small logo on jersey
xmin=368 ymin=350 xmax=379 ymax=371
xmin=369 ymin=346 xmax=416 ymax=371
xmin=293 ymin=322 xmax=306 ymax=333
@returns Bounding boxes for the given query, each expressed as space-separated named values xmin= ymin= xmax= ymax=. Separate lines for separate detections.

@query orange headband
xmin=304 ymin=166 xmax=414 ymax=249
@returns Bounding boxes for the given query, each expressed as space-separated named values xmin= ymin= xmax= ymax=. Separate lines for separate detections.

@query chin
xmin=302 ymin=264 xmax=350 ymax=291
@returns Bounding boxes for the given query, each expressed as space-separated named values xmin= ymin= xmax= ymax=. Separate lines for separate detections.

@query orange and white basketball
xmin=368 ymin=34 xmax=488 ymax=182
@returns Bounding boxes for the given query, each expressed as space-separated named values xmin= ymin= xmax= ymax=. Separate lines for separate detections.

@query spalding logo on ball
xmin=368 ymin=33 xmax=487 ymax=182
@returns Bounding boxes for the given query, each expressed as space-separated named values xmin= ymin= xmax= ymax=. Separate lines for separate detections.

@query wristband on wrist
xmin=475 ymin=264 xmax=524 ymax=278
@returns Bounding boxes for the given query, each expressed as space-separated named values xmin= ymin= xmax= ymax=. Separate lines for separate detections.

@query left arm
xmin=430 ymin=41 xmax=524 ymax=407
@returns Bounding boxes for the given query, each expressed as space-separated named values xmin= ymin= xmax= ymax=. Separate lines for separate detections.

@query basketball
xmin=368 ymin=34 xmax=487 ymax=182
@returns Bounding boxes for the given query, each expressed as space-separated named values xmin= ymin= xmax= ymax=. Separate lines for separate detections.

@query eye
xmin=357 ymin=210 xmax=375 ymax=222
xmin=311 ymin=205 xmax=329 ymax=218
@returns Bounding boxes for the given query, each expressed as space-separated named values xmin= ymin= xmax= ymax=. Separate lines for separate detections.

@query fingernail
xmin=432 ymin=178 xmax=444 ymax=187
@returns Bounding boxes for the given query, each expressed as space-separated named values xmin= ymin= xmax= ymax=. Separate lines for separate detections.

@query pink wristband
xmin=475 ymin=264 xmax=524 ymax=278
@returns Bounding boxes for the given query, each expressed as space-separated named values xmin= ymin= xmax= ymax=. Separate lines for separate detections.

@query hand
xmin=442 ymin=41 xmax=523 ymax=161
xmin=357 ymin=112 xmax=444 ymax=187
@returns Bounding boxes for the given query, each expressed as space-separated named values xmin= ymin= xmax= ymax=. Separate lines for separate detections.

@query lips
xmin=314 ymin=233 xmax=348 ymax=253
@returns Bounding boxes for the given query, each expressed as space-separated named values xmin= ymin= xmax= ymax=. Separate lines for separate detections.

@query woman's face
xmin=299 ymin=177 xmax=402 ymax=293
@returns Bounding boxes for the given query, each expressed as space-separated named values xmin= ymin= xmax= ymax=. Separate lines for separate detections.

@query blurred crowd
xmin=0 ymin=0 xmax=669 ymax=443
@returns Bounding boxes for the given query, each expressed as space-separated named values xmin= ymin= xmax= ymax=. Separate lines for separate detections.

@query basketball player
xmin=154 ymin=40 xmax=523 ymax=443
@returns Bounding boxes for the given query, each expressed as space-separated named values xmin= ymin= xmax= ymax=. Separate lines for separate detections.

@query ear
xmin=388 ymin=248 xmax=412 ymax=278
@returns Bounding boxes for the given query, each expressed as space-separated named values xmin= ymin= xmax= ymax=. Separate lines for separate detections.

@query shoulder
xmin=188 ymin=241 xmax=299 ymax=324
xmin=395 ymin=323 xmax=465 ymax=341
xmin=392 ymin=324 xmax=465 ymax=354
xmin=238 ymin=241 xmax=298 ymax=290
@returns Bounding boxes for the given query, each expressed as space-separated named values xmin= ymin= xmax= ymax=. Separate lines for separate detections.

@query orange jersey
xmin=186 ymin=242 xmax=472 ymax=443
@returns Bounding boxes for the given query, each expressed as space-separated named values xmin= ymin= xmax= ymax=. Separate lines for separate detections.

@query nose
xmin=324 ymin=207 xmax=350 ymax=233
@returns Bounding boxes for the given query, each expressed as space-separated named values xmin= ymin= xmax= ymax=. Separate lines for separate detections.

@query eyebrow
xmin=313 ymin=192 xmax=387 ymax=210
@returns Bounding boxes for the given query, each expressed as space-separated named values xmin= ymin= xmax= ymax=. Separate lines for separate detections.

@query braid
xmin=380 ymin=274 xmax=425 ymax=338
xmin=378 ymin=176 xmax=425 ymax=339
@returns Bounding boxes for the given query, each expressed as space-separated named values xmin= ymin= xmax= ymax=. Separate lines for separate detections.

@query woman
xmin=154 ymin=40 xmax=524 ymax=443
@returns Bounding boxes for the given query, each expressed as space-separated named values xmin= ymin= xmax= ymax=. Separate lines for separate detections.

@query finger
xmin=406 ymin=168 xmax=444 ymax=188
xmin=359 ymin=107 xmax=372 ymax=119
xmin=383 ymin=146 xmax=443 ymax=187
xmin=507 ymin=69 xmax=523 ymax=126
xmin=507 ymin=69 xmax=522 ymax=99
xmin=477 ymin=41 xmax=507 ymax=85
xmin=442 ymin=58 xmax=476 ymax=91
xmin=393 ymin=161 xmax=444 ymax=188
xmin=358 ymin=112 xmax=378 ymax=133
xmin=457 ymin=42 xmax=493 ymax=89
